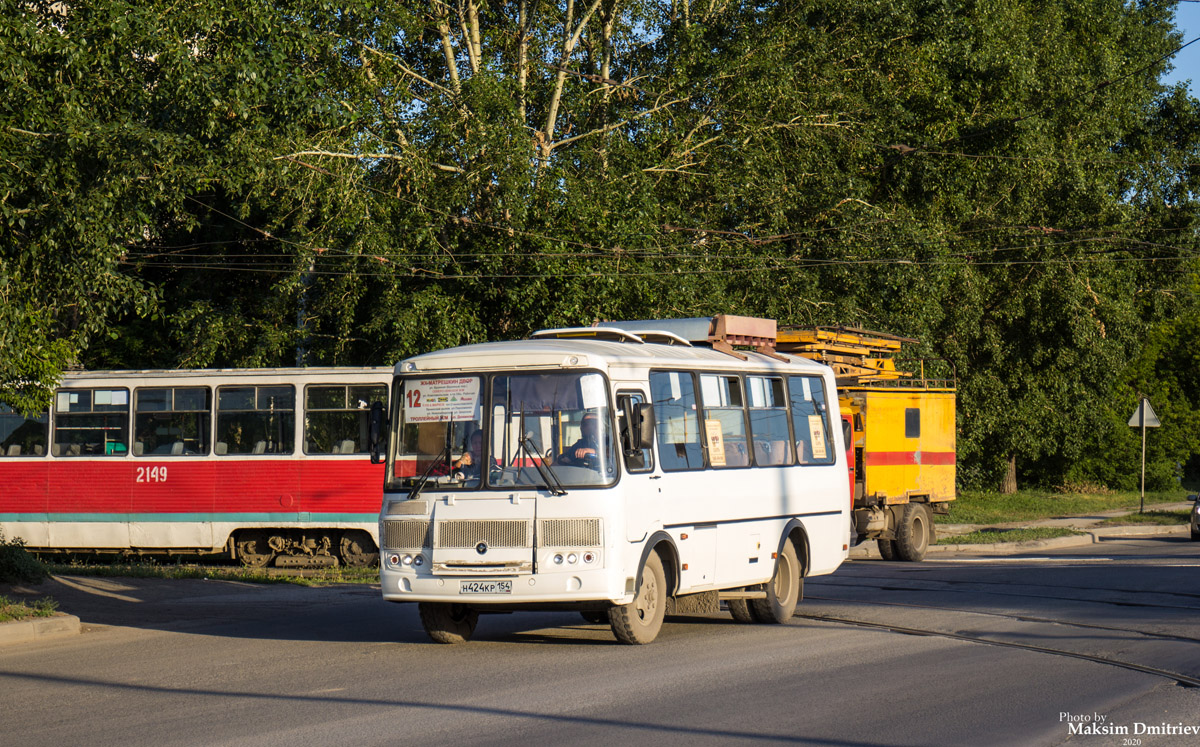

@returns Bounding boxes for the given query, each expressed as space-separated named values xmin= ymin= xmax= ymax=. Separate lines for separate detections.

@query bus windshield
xmin=387 ymin=371 xmax=616 ymax=491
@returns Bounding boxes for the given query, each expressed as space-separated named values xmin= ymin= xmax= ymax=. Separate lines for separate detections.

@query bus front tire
xmin=750 ymin=541 xmax=801 ymax=624
xmin=895 ymin=503 xmax=932 ymax=562
xmin=419 ymin=603 xmax=479 ymax=644
xmin=609 ymin=551 xmax=666 ymax=644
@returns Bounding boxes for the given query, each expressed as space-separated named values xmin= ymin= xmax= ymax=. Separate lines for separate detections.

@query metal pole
xmin=1140 ymin=399 xmax=1146 ymax=514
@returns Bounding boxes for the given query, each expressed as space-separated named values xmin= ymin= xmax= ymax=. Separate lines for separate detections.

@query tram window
xmin=134 ymin=387 xmax=211 ymax=456
xmin=649 ymin=371 xmax=704 ymax=471
xmin=1 ymin=403 xmax=48 ymax=457
xmin=746 ymin=376 xmax=793 ymax=467
xmin=304 ymin=384 xmax=387 ymax=455
xmin=700 ymin=374 xmax=750 ymax=468
xmin=215 ymin=385 xmax=295 ymax=455
xmin=52 ymin=388 xmax=130 ymax=457
xmin=789 ymin=376 xmax=835 ymax=465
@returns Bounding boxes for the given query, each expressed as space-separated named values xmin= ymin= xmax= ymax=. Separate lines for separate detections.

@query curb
xmin=849 ymin=525 xmax=1191 ymax=560
xmin=0 ymin=614 xmax=81 ymax=647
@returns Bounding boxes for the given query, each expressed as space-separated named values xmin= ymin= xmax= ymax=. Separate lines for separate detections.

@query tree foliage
xmin=2 ymin=0 xmax=1198 ymax=490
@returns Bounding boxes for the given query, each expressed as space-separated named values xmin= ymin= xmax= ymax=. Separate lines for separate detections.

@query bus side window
xmin=617 ymin=392 xmax=654 ymax=473
xmin=649 ymin=371 xmax=704 ymax=471
xmin=788 ymin=375 xmax=835 ymax=465
xmin=699 ymin=374 xmax=750 ymax=469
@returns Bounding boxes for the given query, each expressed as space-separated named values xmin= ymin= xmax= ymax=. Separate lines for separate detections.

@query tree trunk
xmin=1000 ymin=455 xmax=1017 ymax=494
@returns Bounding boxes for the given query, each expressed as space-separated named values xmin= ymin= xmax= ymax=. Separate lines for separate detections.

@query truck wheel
xmin=750 ymin=541 xmax=801 ymax=624
xmin=609 ymin=551 xmax=666 ymax=644
xmin=895 ymin=503 xmax=931 ymax=562
xmin=877 ymin=538 xmax=898 ymax=561
xmin=727 ymin=597 xmax=756 ymax=623
xmin=418 ymin=603 xmax=479 ymax=644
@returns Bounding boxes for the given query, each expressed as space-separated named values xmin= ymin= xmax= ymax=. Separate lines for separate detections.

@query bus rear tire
xmin=609 ymin=551 xmax=666 ymax=644
xmin=750 ymin=541 xmax=801 ymax=624
xmin=419 ymin=603 xmax=479 ymax=644
xmin=895 ymin=503 xmax=931 ymax=562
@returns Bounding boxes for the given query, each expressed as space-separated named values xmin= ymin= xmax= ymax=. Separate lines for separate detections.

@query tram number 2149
xmin=136 ymin=466 xmax=169 ymax=484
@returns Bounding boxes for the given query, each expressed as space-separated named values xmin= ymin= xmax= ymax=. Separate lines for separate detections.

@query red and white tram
xmin=0 ymin=367 xmax=390 ymax=567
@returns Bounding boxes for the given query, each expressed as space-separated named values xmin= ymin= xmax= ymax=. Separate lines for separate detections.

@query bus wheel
xmin=419 ymin=603 xmax=479 ymax=644
xmin=235 ymin=532 xmax=274 ymax=568
xmin=877 ymin=538 xmax=899 ymax=561
xmin=895 ymin=503 xmax=931 ymax=562
xmin=750 ymin=541 xmax=801 ymax=624
xmin=609 ymin=551 xmax=666 ymax=644
xmin=338 ymin=531 xmax=379 ymax=568
xmin=727 ymin=597 xmax=756 ymax=623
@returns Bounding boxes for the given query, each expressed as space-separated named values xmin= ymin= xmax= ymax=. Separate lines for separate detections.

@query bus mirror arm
xmin=368 ymin=401 xmax=386 ymax=465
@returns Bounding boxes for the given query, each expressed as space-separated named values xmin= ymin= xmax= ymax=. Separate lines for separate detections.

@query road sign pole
xmin=1140 ymin=413 xmax=1146 ymax=514
xmin=1127 ymin=397 xmax=1160 ymax=515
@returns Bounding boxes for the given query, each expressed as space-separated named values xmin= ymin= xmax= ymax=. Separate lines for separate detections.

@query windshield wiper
xmin=408 ymin=423 xmax=452 ymax=500
xmin=520 ymin=432 xmax=567 ymax=496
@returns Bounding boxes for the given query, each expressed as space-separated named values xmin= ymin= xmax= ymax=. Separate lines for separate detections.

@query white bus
xmin=376 ymin=316 xmax=852 ymax=644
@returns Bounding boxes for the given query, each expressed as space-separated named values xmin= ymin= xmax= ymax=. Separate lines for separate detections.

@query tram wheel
xmin=235 ymin=532 xmax=275 ymax=568
xmin=338 ymin=530 xmax=379 ymax=567
xmin=609 ymin=551 xmax=666 ymax=644
xmin=749 ymin=541 xmax=801 ymax=624
xmin=419 ymin=603 xmax=479 ymax=644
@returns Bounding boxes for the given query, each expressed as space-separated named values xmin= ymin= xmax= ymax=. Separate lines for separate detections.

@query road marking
xmin=925 ymin=557 xmax=1114 ymax=563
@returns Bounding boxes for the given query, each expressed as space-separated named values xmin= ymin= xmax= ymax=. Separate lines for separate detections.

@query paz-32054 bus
xmin=375 ymin=316 xmax=851 ymax=644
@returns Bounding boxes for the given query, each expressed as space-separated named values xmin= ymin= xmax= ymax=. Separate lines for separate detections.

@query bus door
xmin=616 ymin=390 xmax=660 ymax=543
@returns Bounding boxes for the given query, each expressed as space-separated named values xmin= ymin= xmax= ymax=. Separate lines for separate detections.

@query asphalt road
xmin=2 ymin=537 xmax=1199 ymax=746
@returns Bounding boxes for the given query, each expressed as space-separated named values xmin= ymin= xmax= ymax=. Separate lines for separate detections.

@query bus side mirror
xmin=634 ymin=403 xmax=655 ymax=451
xmin=368 ymin=401 xmax=386 ymax=465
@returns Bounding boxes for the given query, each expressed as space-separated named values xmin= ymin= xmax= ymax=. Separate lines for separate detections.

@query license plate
xmin=459 ymin=580 xmax=512 ymax=595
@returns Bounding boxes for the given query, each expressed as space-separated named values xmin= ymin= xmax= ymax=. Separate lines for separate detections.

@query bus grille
xmin=539 ymin=519 xmax=601 ymax=547
xmin=435 ymin=520 xmax=531 ymax=549
xmin=383 ymin=520 xmax=431 ymax=550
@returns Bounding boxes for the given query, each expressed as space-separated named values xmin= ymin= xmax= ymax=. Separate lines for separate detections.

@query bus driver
xmin=558 ymin=412 xmax=604 ymax=468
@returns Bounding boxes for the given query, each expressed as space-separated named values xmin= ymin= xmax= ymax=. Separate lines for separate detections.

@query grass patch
xmin=1099 ymin=510 xmax=1191 ymax=526
xmin=43 ymin=558 xmax=379 ymax=587
xmin=0 ymin=595 xmax=58 ymax=624
xmin=936 ymin=527 xmax=1086 ymax=545
xmin=938 ymin=489 xmax=1189 ymax=525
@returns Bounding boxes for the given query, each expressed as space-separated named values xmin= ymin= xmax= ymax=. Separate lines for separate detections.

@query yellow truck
xmin=776 ymin=326 xmax=956 ymax=562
